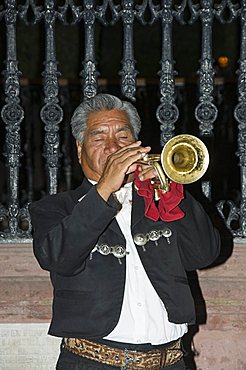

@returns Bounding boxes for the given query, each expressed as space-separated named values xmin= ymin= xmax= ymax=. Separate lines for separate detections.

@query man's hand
xmin=96 ymin=141 xmax=151 ymax=201
xmin=137 ymin=164 xmax=157 ymax=182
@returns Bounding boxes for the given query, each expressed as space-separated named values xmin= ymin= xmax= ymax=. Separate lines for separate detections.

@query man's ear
xmin=76 ymin=140 xmax=83 ymax=165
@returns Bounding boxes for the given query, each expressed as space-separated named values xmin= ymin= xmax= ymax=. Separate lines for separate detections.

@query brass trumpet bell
xmin=161 ymin=134 xmax=209 ymax=184
xmin=138 ymin=134 xmax=209 ymax=195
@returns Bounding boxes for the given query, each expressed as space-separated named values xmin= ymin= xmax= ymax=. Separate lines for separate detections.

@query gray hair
xmin=70 ymin=93 xmax=141 ymax=143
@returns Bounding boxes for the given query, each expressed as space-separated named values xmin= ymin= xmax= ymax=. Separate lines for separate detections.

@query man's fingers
xmin=107 ymin=144 xmax=151 ymax=167
xmin=126 ymin=163 xmax=138 ymax=175
xmin=117 ymin=149 xmax=151 ymax=173
xmin=138 ymin=166 xmax=157 ymax=181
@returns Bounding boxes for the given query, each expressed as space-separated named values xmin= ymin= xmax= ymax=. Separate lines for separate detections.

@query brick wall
xmin=0 ymin=241 xmax=245 ymax=370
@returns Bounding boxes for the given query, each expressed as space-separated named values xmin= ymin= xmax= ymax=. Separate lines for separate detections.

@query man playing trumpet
xmin=30 ymin=93 xmax=220 ymax=370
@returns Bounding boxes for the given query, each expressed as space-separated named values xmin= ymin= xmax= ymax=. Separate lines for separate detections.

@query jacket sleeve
xmin=174 ymin=190 xmax=221 ymax=271
xmin=29 ymin=186 xmax=121 ymax=276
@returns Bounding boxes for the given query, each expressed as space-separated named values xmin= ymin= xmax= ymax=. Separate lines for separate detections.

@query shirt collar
xmin=114 ymin=182 xmax=133 ymax=204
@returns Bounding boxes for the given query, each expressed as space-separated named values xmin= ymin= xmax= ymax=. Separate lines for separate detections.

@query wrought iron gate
xmin=0 ymin=0 xmax=245 ymax=243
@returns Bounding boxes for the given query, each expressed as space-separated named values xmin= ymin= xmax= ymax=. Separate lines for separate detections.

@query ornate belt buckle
xmin=121 ymin=349 xmax=136 ymax=370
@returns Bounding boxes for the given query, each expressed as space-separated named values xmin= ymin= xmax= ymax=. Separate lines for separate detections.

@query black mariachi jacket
xmin=30 ymin=178 xmax=220 ymax=339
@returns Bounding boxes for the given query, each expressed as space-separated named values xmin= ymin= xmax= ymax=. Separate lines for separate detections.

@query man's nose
xmin=105 ymin=139 xmax=121 ymax=154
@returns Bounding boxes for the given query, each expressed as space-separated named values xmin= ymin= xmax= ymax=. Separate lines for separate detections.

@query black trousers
xmin=56 ymin=339 xmax=186 ymax=370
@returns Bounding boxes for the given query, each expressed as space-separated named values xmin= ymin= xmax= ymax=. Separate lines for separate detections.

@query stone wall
xmin=190 ymin=241 xmax=246 ymax=370
xmin=0 ymin=323 xmax=60 ymax=370
xmin=0 ymin=242 xmax=245 ymax=370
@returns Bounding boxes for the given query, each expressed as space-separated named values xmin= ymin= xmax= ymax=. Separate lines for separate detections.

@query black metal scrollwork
xmin=79 ymin=0 xmax=100 ymax=99
xmin=188 ymin=0 xmax=218 ymax=136
xmin=118 ymin=0 xmax=138 ymax=101
xmin=1 ymin=0 xmax=246 ymax=242
xmin=40 ymin=1 xmax=63 ymax=195
xmin=59 ymin=0 xmax=101 ymax=99
xmin=0 ymin=0 xmax=31 ymax=242
xmin=230 ymin=0 xmax=246 ymax=237
xmin=213 ymin=1 xmax=246 ymax=237
xmin=151 ymin=0 xmax=186 ymax=145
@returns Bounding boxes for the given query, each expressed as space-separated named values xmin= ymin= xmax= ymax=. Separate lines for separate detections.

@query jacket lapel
xmin=77 ymin=178 xmax=125 ymax=240
xmin=71 ymin=177 xmax=92 ymax=203
xmin=108 ymin=218 xmax=125 ymax=239
xmin=131 ymin=184 xmax=146 ymax=230
xmin=74 ymin=179 xmax=146 ymax=239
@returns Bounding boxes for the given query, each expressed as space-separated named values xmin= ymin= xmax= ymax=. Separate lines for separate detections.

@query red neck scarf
xmin=134 ymin=168 xmax=185 ymax=222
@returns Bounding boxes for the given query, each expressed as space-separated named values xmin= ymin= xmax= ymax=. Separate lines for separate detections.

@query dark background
xmin=0 ymin=7 xmax=241 ymax=209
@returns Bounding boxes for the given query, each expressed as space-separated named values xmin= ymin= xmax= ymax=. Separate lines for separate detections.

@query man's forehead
xmin=86 ymin=109 xmax=131 ymax=129
xmin=89 ymin=124 xmax=132 ymax=136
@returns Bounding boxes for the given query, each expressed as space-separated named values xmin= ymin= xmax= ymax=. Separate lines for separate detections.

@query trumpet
xmin=137 ymin=134 xmax=209 ymax=197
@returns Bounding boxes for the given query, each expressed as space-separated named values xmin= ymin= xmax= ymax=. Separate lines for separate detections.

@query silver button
xmin=113 ymin=245 xmax=126 ymax=258
xmin=97 ymin=244 xmax=111 ymax=255
xmin=162 ymin=228 xmax=172 ymax=238
xmin=133 ymin=233 xmax=148 ymax=246
xmin=162 ymin=228 xmax=172 ymax=244
xmin=148 ymin=230 xmax=161 ymax=241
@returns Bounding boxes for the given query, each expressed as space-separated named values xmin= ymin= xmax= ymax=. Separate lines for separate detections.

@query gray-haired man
xmin=30 ymin=93 xmax=220 ymax=370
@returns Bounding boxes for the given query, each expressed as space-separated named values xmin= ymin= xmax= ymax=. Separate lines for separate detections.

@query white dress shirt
xmin=103 ymin=182 xmax=188 ymax=344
